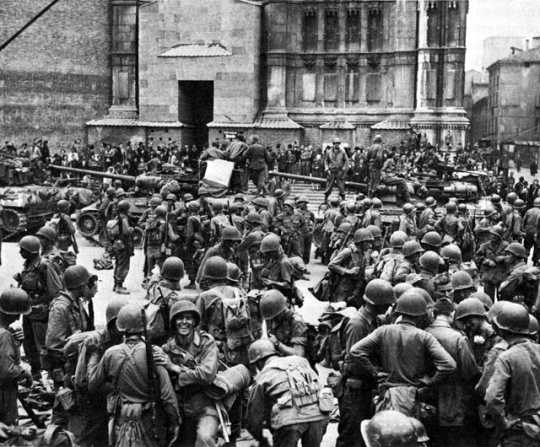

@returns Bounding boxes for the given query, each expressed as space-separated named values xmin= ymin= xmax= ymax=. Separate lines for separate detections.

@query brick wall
xmin=0 ymin=0 xmax=111 ymax=148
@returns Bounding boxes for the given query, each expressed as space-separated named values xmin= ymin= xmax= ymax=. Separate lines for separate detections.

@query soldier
xmin=426 ymin=298 xmax=480 ymax=447
xmin=143 ymin=205 xmax=167 ymax=284
xmin=273 ymin=199 xmax=304 ymax=258
xmin=111 ymin=199 xmax=134 ymax=294
xmin=259 ymin=234 xmax=295 ymax=300
xmin=361 ymin=410 xmax=426 ymax=447
xmin=184 ymin=200 xmax=203 ymax=287
xmin=328 ymin=228 xmax=373 ymax=307
xmin=328 ymin=221 xmax=354 ymax=261
xmin=436 ymin=202 xmax=463 ymax=243
xmin=399 ymin=203 xmax=418 ymax=238
xmin=339 ymin=279 xmax=395 ymax=447
xmin=485 ymin=302 xmax=540 ymax=447
xmin=197 ymin=256 xmax=255 ymax=367
xmin=69 ymin=297 xmax=129 ymax=447
xmin=251 ymin=197 xmax=272 ymax=231
xmin=394 ymin=240 xmax=424 ymax=284
xmin=349 ymin=290 xmax=456 ymax=416
xmin=377 ymin=231 xmax=407 ymax=285
xmin=504 ymin=198 xmax=524 ymax=242
xmin=320 ymin=198 xmax=343 ymax=263
xmin=259 ymin=290 xmax=308 ymax=358
xmin=475 ymin=225 xmax=509 ymax=299
xmin=245 ymin=134 xmax=271 ymax=194
xmin=296 ymin=196 xmax=315 ymax=264
xmin=138 ymin=195 xmax=162 ymax=229
xmin=15 ymin=235 xmax=63 ymax=376
xmin=366 ymin=135 xmax=386 ymax=196
xmin=196 ymin=226 xmax=245 ymax=285
xmin=53 ymin=199 xmax=79 ymax=256
xmin=363 ymin=197 xmax=383 ymax=228
xmin=499 ymin=242 xmax=538 ymax=310
xmin=420 ymin=231 xmax=442 ymax=253
xmin=88 ymin=302 xmax=180 ymax=447
xmin=0 ymin=289 xmax=32 ymax=425
xmin=146 ymin=256 xmax=184 ymax=337
xmin=450 ymin=271 xmax=476 ymax=304
xmin=524 ymin=197 xmax=540 ymax=263
xmin=418 ymin=196 xmax=438 ymax=237
xmin=229 ymin=202 xmax=245 ymax=234
xmin=209 ymin=202 xmax=230 ymax=245
xmin=153 ymin=300 xmax=220 ymax=447
xmin=36 ymin=225 xmax=65 ymax=275
xmin=324 ymin=137 xmax=349 ymax=201
xmin=246 ymin=339 xmax=329 ymax=447
xmin=415 ymin=250 xmax=442 ymax=298
xmin=380 ymin=154 xmax=411 ymax=202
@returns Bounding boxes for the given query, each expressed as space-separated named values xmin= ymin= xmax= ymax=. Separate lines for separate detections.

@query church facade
xmin=87 ymin=0 xmax=470 ymax=148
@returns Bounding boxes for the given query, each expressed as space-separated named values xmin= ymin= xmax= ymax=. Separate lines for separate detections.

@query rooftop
xmin=488 ymin=46 xmax=540 ymax=70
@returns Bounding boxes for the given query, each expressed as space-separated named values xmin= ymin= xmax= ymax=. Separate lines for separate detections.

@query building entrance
xmin=178 ymin=81 xmax=213 ymax=147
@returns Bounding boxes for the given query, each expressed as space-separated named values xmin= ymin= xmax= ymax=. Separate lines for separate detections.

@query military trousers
xmin=500 ymin=429 xmax=540 ymax=447
xmin=324 ymin=171 xmax=345 ymax=200
xmin=22 ymin=316 xmax=47 ymax=373
xmin=145 ymin=246 xmax=163 ymax=279
xmin=0 ymin=385 xmax=18 ymax=425
xmin=302 ymin=233 xmax=313 ymax=264
xmin=179 ymin=414 xmax=219 ymax=447
xmin=336 ymin=384 xmax=372 ymax=447
xmin=114 ymin=250 xmax=131 ymax=286
xmin=273 ymin=421 xmax=327 ymax=447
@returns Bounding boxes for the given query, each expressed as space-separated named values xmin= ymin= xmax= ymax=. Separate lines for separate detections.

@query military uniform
xmin=328 ymin=244 xmax=367 ymax=305
xmin=297 ymin=208 xmax=315 ymax=264
xmin=196 ymin=243 xmax=246 ymax=285
xmin=113 ymin=213 xmax=134 ymax=291
xmin=88 ymin=337 xmax=180 ymax=447
xmin=475 ymin=240 xmax=509 ymax=298
xmin=162 ymin=331 xmax=220 ymax=447
xmin=399 ymin=214 xmax=418 ymax=238
xmin=143 ymin=214 xmax=166 ymax=280
xmin=0 ymin=327 xmax=25 ymax=425
xmin=274 ymin=210 xmax=304 ymax=258
xmin=259 ymin=254 xmax=295 ymax=299
xmin=268 ymin=309 xmax=308 ymax=353
xmin=246 ymin=355 xmax=328 ymax=447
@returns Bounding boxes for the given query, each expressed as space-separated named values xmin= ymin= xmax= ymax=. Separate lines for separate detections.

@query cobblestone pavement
xmin=1 ymin=233 xmax=339 ymax=446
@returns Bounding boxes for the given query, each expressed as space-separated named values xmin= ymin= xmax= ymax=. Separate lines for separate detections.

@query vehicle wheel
xmin=132 ymin=227 xmax=144 ymax=248
xmin=2 ymin=209 xmax=25 ymax=233
xmin=77 ymin=212 xmax=100 ymax=237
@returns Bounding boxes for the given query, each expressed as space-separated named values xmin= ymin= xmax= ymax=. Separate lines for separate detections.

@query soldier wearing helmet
xmin=329 ymin=228 xmax=373 ymax=306
xmin=399 ymin=203 xmax=418 ymax=238
xmin=15 ymin=235 xmax=63 ymax=375
xmin=366 ymin=134 xmax=386 ymax=196
xmin=88 ymin=302 xmax=180 ymax=447
xmin=111 ymin=198 xmax=135 ymax=294
xmin=245 ymin=135 xmax=271 ymax=194
xmin=209 ymin=201 xmax=230 ymax=245
xmin=418 ymin=196 xmax=438 ymax=237
xmin=363 ymin=197 xmax=383 ymax=228
xmin=420 ymin=230 xmax=442 ymax=253
xmin=350 ymin=290 xmax=456 ymax=415
xmin=435 ymin=201 xmax=463 ymax=244
xmin=51 ymin=198 xmax=79 ymax=256
xmin=380 ymin=154 xmax=411 ymax=202
xmin=376 ymin=231 xmax=407 ymax=285
xmin=245 ymin=338 xmax=328 ymax=447
xmin=229 ymin=202 xmax=246 ymax=234
xmin=523 ymin=197 xmax=540 ymax=263
xmin=503 ymin=197 xmax=524 ymax=242
xmin=339 ymin=279 xmax=395 ymax=446
xmin=195 ymin=226 xmax=246 ymax=285
xmin=499 ymin=243 xmax=538 ymax=309
xmin=426 ymin=295 xmax=479 ymax=446
xmin=273 ymin=198 xmax=304 ymax=258
xmin=328 ymin=221 xmax=354 ymax=261
xmin=142 ymin=204 xmax=168 ymax=285
xmin=484 ymin=302 xmax=540 ymax=446
xmin=295 ymin=196 xmax=315 ymax=264
xmin=320 ymin=197 xmax=344 ymax=263
xmin=323 ymin=137 xmax=349 ymax=201
xmin=415 ymin=250 xmax=442 ymax=298
xmin=258 ymin=234 xmax=296 ymax=300
xmin=251 ymin=196 xmax=272 ymax=231
xmin=475 ymin=223 xmax=509 ymax=299
xmin=394 ymin=240 xmax=424 ymax=284
xmin=184 ymin=200 xmax=203 ymax=287
xmin=0 ymin=288 xmax=32 ymax=425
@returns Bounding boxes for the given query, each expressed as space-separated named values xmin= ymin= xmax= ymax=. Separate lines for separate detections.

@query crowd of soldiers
xmin=1 ymin=131 xmax=540 ymax=447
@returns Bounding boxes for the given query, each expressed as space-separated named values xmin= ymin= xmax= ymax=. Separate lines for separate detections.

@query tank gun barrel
xmin=50 ymin=165 xmax=136 ymax=182
xmin=269 ymin=170 xmax=366 ymax=190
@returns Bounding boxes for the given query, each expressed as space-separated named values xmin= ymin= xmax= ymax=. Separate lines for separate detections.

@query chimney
xmin=532 ymin=36 xmax=540 ymax=49
xmin=526 ymin=39 xmax=530 ymax=50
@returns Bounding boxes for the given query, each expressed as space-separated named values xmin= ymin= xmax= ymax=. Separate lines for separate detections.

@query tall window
xmin=346 ymin=65 xmax=359 ymax=102
xmin=366 ymin=73 xmax=382 ymax=103
xmin=346 ymin=9 xmax=361 ymax=51
xmin=447 ymin=3 xmax=461 ymax=46
xmin=427 ymin=3 xmax=440 ymax=47
xmin=303 ymin=9 xmax=318 ymax=51
xmin=367 ymin=8 xmax=383 ymax=51
xmin=324 ymin=10 xmax=339 ymax=51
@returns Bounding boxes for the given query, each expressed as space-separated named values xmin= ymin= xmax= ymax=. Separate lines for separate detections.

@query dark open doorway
xmin=178 ymin=81 xmax=214 ymax=148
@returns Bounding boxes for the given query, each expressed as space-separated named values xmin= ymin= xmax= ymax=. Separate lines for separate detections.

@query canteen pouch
xmin=318 ymin=387 xmax=334 ymax=413
xmin=56 ymin=387 xmax=75 ymax=411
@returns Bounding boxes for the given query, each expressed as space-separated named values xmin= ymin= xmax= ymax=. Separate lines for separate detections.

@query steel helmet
xmin=283 ymin=199 xmax=296 ymax=209
xmin=19 ymin=235 xmax=41 ymax=254
xmin=226 ymin=262 xmax=242 ymax=283
xmin=149 ymin=196 xmax=162 ymax=207
xmin=64 ymin=265 xmax=92 ymax=290
xmin=260 ymin=289 xmax=287 ymax=320
xmin=0 ymin=288 xmax=31 ymax=315
xmin=116 ymin=303 xmax=145 ymax=333
xmin=155 ymin=205 xmax=167 ymax=218
xmin=356 ymin=193 xmax=366 ymax=202
xmin=421 ymin=231 xmax=442 ymax=248
xmin=372 ymin=198 xmax=383 ymax=209
xmin=183 ymin=193 xmax=194 ymax=202
xmin=116 ymin=188 xmax=126 ymax=198
xmin=222 ymin=226 xmax=242 ymax=241
xmin=337 ymin=222 xmax=353 ymax=234
xmin=457 ymin=203 xmax=468 ymax=213
xmin=361 ymin=410 xmax=417 ymax=447
xmin=425 ymin=196 xmax=436 ymax=207
xmin=469 ymin=291 xmax=493 ymax=310
xmin=393 ymin=282 xmax=413 ymax=298
xmin=367 ymin=225 xmax=382 ymax=239
xmin=105 ymin=296 xmax=131 ymax=324
xmin=329 ymin=198 xmax=340 ymax=207
xmin=489 ymin=224 xmax=504 ymax=239
xmin=57 ymin=199 xmax=70 ymax=213
xmin=364 ymin=279 xmax=395 ymax=306
xmin=454 ymin=297 xmax=486 ymax=321
xmin=402 ymin=203 xmax=415 ymax=214
xmin=273 ymin=188 xmax=286 ymax=199
xmin=187 ymin=201 xmax=200 ymax=211
xmin=505 ymin=242 xmax=527 ymax=259
xmin=117 ymin=199 xmax=130 ymax=213
xmin=490 ymin=194 xmax=501 ymax=204
xmin=402 ymin=240 xmax=424 ymax=258
xmin=419 ymin=251 xmax=441 ymax=274
xmin=296 ymin=196 xmax=308 ymax=204
xmin=395 ymin=291 xmax=427 ymax=316
xmin=243 ymin=232 xmax=264 ymax=249
xmin=514 ymin=198 xmax=525 ymax=209
xmin=440 ymin=244 xmax=462 ymax=264
xmin=487 ymin=300 xmax=512 ymax=323
xmin=450 ymin=271 xmax=474 ymax=291
xmin=535 ymin=197 xmax=540 ymax=208
xmin=36 ymin=225 xmax=57 ymax=243
xmin=202 ymin=256 xmax=228 ymax=281
xmin=493 ymin=302 xmax=530 ymax=335
xmin=362 ymin=198 xmax=373 ymax=209
xmin=354 ymin=228 xmax=375 ymax=243
xmin=389 ymin=231 xmax=407 ymax=248
xmin=506 ymin=192 xmax=518 ymax=204
xmin=106 ymin=187 xmax=116 ymax=197
xmin=252 ymin=197 xmax=268 ymax=208
xmin=529 ymin=315 xmax=539 ymax=337
xmin=248 ymin=339 xmax=277 ymax=365
xmin=169 ymin=300 xmax=201 ymax=326
xmin=161 ymin=256 xmax=184 ymax=281
xmin=260 ymin=234 xmax=281 ymax=253
xmin=166 ymin=193 xmax=177 ymax=201
xmin=246 ymin=213 xmax=263 ymax=225
xmin=445 ymin=202 xmax=457 ymax=214
xmin=346 ymin=201 xmax=356 ymax=212
xmin=409 ymin=417 xmax=429 ymax=444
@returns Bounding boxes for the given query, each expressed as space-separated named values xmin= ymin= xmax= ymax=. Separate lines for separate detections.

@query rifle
xmin=141 ymin=308 xmax=159 ymax=443
xmin=18 ymin=396 xmax=45 ymax=428
xmin=215 ymin=401 xmax=231 ymax=443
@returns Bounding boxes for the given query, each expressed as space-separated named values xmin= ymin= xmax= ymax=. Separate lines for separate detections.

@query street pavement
xmin=2 ymin=233 xmax=339 ymax=446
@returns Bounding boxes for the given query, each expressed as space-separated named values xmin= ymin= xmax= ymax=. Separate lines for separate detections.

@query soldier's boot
xmin=114 ymin=284 xmax=130 ymax=295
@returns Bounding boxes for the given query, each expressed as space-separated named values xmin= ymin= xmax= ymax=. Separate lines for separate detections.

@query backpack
xmin=222 ymin=293 xmax=253 ymax=351
xmin=106 ymin=218 xmax=120 ymax=239
xmin=145 ymin=218 xmax=163 ymax=246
